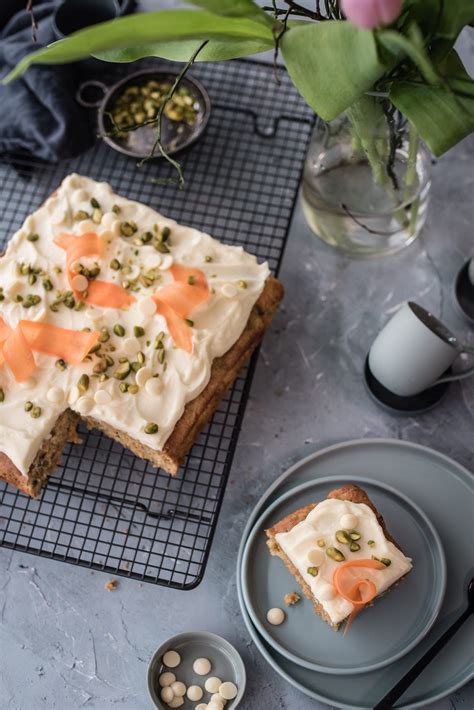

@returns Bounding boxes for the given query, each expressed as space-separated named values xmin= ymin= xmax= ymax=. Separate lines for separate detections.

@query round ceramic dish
xmin=241 ymin=475 xmax=446 ymax=675
xmin=237 ymin=439 xmax=474 ymax=708
xmin=147 ymin=631 xmax=246 ymax=709
xmin=77 ymin=69 xmax=211 ymax=159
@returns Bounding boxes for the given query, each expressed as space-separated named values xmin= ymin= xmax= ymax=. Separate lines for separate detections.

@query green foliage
xmin=2 ymin=10 xmax=273 ymax=83
xmin=97 ymin=38 xmax=272 ymax=64
xmin=281 ymin=21 xmax=387 ymax=121
xmin=390 ymin=50 xmax=474 ymax=156
xmin=186 ymin=0 xmax=271 ymax=22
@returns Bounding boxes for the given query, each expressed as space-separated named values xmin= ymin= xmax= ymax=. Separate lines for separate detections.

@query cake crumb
xmin=284 ymin=591 xmax=301 ymax=607
xmin=104 ymin=578 xmax=118 ymax=591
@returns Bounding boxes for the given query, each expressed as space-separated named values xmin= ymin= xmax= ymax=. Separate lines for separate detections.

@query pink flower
xmin=341 ymin=0 xmax=402 ymax=29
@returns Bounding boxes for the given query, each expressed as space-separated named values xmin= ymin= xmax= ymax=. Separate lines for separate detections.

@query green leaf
xmin=281 ymin=21 xmax=388 ymax=121
xmin=2 ymin=10 xmax=273 ymax=83
xmin=390 ymin=50 xmax=474 ymax=156
xmin=377 ymin=27 xmax=440 ymax=85
xmin=186 ymin=0 xmax=269 ymax=19
xmin=97 ymin=36 xmax=271 ymax=63
xmin=403 ymin=0 xmax=474 ymax=41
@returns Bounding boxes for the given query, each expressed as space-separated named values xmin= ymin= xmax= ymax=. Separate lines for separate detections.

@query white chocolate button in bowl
xmin=147 ymin=632 xmax=246 ymax=709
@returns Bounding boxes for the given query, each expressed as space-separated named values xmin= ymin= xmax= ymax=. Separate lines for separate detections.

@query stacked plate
xmin=236 ymin=439 xmax=474 ymax=708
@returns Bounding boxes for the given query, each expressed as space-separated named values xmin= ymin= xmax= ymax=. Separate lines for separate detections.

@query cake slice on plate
xmin=0 ymin=174 xmax=283 ymax=497
xmin=266 ymin=483 xmax=413 ymax=631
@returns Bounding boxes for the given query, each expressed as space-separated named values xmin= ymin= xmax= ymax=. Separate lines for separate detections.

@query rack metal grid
xmin=0 ymin=58 xmax=313 ymax=588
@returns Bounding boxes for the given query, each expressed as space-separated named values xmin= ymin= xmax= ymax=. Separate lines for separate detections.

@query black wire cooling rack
xmin=0 ymin=58 xmax=313 ymax=589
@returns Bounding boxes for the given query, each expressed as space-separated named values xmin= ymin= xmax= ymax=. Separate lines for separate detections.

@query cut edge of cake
xmin=0 ymin=275 xmax=283 ymax=497
xmin=265 ymin=483 xmax=411 ymax=631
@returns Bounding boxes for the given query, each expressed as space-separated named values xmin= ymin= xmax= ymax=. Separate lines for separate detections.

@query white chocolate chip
xmin=94 ymin=389 xmax=112 ymax=406
xmin=101 ymin=212 xmax=117 ymax=229
xmin=136 ymin=366 xmax=152 ymax=388
xmin=19 ymin=378 xmax=36 ymax=390
xmin=122 ymin=337 xmax=140 ymax=357
xmin=168 ymin=698 xmax=184 ymax=709
xmin=193 ymin=658 xmax=211 ymax=676
xmin=171 ymin=681 xmax=186 ymax=697
xmin=145 ymin=376 xmax=162 ymax=396
xmin=99 ymin=229 xmax=115 ymax=246
xmin=266 ymin=607 xmax=285 ymax=625
xmin=75 ymin=396 xmax=94 ymax=415
xmin=317 ymin=581 xmax=337 ymax=601
xmin=139 ymin=298 xmax=157 ymax=317
xmin=111 ymin=219 xmax=122 ymax=236
xmin=163 ymin=650 xmax=181 ymax=668
xmin=186 ymin=686 xmax=203 ymax=702
xmin=158 ymin=254 xmax=174 ymax=271
xmin=204 ymin=678 xmax=222 ymax=694
xmin=340 ymin=513 xmax=358 ymax=530
xmin=160 ymin=687 xmax=174 ymax=704
xmin=219 ymin=682 xmax=237 ymax=700
xmin=68 ymin=386 xmax=80 ymax=404
xmin=195 ymin=705 xmax=207 ymax=710
xmin=159 ymin=672 xmax=176 ymax=687
xmin=221 ymin=283 xmax=238 ymax=298
xmin=210 ymin=693 xmax=225 ymax=705
xmin=46 ymin=387 xmax=65 ymax=404
xmin=25 ymin=215 xmax=35 ymax=231
xmin=71 ymin=274 xmax=89 ymax=292
xmin=307 ymin=549 xmax=325 ymax=567
xmin=73 ymin=188 xmax=89 ymax=202
xmin=78 ymin=220 xmax=96 ymax=234
xmin=208 ymin=703 xmax=224 ymax=710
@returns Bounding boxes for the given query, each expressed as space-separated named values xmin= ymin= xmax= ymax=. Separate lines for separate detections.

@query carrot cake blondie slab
xmin=0 ymin=174 xmax=283 ymax=497
xmin=266 ymin=483 xmax=413 ymax=630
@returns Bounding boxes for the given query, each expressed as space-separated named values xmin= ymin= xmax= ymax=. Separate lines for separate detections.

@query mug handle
xmin=76 ymin=80 xmax=108 ymax=108
xmin=433 ymin=345 xmax=474 ymax=386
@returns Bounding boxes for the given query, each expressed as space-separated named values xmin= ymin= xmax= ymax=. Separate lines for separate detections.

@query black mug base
xmin=364 ymin=356 xmax=451 ymax=415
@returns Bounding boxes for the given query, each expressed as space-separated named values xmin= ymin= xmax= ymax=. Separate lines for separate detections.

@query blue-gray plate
xmin=237 ymin=439 xmax=474 ymax=708
xmin=241 ymin=476 xmax=446 ymax=675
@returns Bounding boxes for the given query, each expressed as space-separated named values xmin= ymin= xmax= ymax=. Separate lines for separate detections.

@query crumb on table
xmin=284 ymin=591 xmax=301 ymax=607
xmin=104 ymin=578 xmax=118 ymax=591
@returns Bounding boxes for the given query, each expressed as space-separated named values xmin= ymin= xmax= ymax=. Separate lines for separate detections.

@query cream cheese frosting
xmin=0 ymin=174 xmax=270 ymax=475
xmin=275 ymin=499 xmax=412 ymax=624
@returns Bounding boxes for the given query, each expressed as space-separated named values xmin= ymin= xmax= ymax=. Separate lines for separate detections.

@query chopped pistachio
xmin=326 ymin=547 xmax=345 ymax=562
xmin=128 ymin=384 xmax=139 ymax=394
xmin=349 ymin=531 xmax=361 ymax=541
xmin=157 ymin=349 xmax=165 ymax=364
xmin=307 ymin=566 xmax=318 ymax=577
xmin=77 ymin=374 xmax=90 ymax=394
xmin=184 ymin=318 xmax=194 ymax=327
xmin=114 ymin=362 xmax=131 ymax=380
xmin=238 ymin=280 xmax=247 ymax=289
xmin=335 ymin=530 xmax=352 ymax=545
xmin=26 ymin=233 xmax=39 ymax=242
xmin=187 ymin=275 xmax=196 ymax=285
xmin=113 ymin=324 xmax=125 ymax=337
xmin=14 ymin=294 xmax=24 ymax=302
xmin=133 ymin=326 xmax=145 ymax=338
xmin=90 ymin=197 xmax=100 ymax=209
xmin=112 ymin=204 xmax=121 ymax=214
xmin=24 ymin=400 xmax=33 ymax=412
xmin=119 ymin=382 xmax=129 ymax=393
xmin=130 ymin=361 xmax=142 ymax=373
xmin=110 ymin=258 xmax=121 ymax=271
xmin=161 ymin=226 xmax=170 ymax=241
xmin=43 ymin=278 xmax=53 ymax=291
xmin=99 ymin=327 xmax=110 ymax=343
xmin=350 ymin=542 xmax=361 ymax=552
xmin=140 ymin=231 xmax=153 ymax=244
xmin=154 ymin=242 xmax=170 ymax=254
xmin=73 ymin=210 xmax=90 ymax=221
xmin=28 ymin=273 xmax=37 ymax=285
xmin=0 ymin=388 xmax=4 ymax=403
xmin=367 ymin=540 xmax=376 ymax=547
xmin=137 ymin=351 xmax=145 ymax=364
xmin=317 ymin=539 xmax=325 ymax=547
xmin=204 ymin=255 xmax=213 ymax=263
xmin=372 ymin=556 xmax=391 ymax=567
xmin=120 ymin=221 xmax=137 ymax=237
xmin=144 ymin=422 xmax=158 ymax=434
xmin=88 ymin=342 xmax=101 ymax=355
xmin=31 ymin=406 xmax=42 ymax=419
xmin=55 ymin=358 xmax=67 ymax=371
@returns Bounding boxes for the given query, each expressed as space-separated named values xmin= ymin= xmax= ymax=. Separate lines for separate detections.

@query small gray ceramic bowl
xmin=147 ymin=631 xmax=246 ymax=709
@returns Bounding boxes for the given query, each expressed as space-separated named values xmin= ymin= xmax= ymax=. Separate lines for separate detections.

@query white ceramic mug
xmin=368 ymin=302 xmax=474 ymax=397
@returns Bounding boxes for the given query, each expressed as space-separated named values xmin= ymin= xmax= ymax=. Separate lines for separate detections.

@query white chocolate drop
xmin=171 ymin=681 xmax=186 ymax=697
xmin=75 ymin=396 xmax=94 ymax=415
xmin=160 ymin=687 xmax=174 ymax=703
xmin=122 ymin=337 xmax=140 ymax=357
xmin=193 ymin=658 xmax=211 ymax=676
xmin=186 ymin=685 xmax=203 ymax=701
xmin=145 ymin=376 xmax=162 ymax=396
xmin=71 ymin=274 xmax=89 ymax=292
xmin=158 ymin=254 xmax=174 ymax=271
xmin=139 ymin=298 xmax=157 ymax=317
xmin=46 ymin=387 xmax=65 ymax=404
xmin=266 ymin=607 xmax=285 ymax=625
xmin=19 ymin=378 xmax=36 ymax=390
xmin=317 ymin=581 xmax=337 ymax=601
xmin=159 ymin=672 xmax=176 ymax=687
xmin=136 ymin=366 xmax=152 ymax=388
xmin=210 ymin=693 xmax=225 ymax=705
xmin=307 ymin=548 xmax=325 ymax=567
xmin=94 ymin=389 xmax=112 ymax=406
xmin=219 ymin=682 xmax=238 ymax=700
xmin=221 ymin=283 xmax=238 ymax=298
xmin=340 ymin=513 xmax=358 ymax=530
xmin=163 ymin=650 xmax=181 ymax=668
xmin=204 ymin=677 xmax=222 ymax=694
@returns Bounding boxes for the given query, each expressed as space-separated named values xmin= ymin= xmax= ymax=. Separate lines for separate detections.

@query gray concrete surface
xmin=1 ymin=3 xmax=473 ymax=709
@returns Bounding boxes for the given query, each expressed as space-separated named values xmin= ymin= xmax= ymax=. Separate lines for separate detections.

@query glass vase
xmin=301 ymin=95 xmax=432 ymax=258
